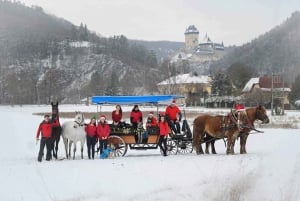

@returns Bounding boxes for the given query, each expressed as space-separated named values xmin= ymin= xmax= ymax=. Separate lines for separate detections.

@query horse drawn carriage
xmin=92 ymin=95 xmax=193 ymax=157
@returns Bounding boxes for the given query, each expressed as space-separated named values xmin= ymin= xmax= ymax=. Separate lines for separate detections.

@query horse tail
xmin=192 ymin=117 xmax=199 ymax=148
xmin=192 ymin=116 xmax=206 ymax=154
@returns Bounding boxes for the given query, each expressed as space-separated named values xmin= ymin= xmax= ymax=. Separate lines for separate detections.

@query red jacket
xmin=36 ymin=119 xmax=59 ymax=139
xmin=97 ymin=122 xmax=110 ymax=140
xmin=130 ymin=110 xmax=143 ymax=123
xmin=165 ymin=105 xmax=181 ymax=121
xmin=85 ymin=123 xmax=97 ymax=137
xmin=159 ymin=121 xmax=169 ymax=136
xmin=146 ymin=116 xmax=158 ymax=128
xmin=112 ymin=110 xmax=122 ymax=123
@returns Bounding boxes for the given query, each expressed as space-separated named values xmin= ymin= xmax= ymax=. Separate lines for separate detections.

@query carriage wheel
xmin=108 ymin=135 xmax=128 ymax=157
xmin=177 ymin=141 xmax=193 ymax=154
xmin=160 ymin=138 xmax=178 ymax=155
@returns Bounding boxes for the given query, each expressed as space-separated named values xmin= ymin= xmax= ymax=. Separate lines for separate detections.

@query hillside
xmin=0 ymin=1 xmax=176 ymax=104
xmin=130 ymin=40 xmax=184 ymax=60
xmin=211 ymin=11 xmax=300 ymax=85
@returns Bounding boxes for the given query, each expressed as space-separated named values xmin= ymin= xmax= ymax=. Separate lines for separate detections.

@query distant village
xmin=156 ymin=25 xmax=290 ymax=114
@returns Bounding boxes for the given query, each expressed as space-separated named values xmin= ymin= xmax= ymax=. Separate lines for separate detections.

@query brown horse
xmin=193 ymin=111 xmax=249 ymax=155
xmin=238 ymin=105 xmax=269 ymax=154
xmin=204 ymin=105 xmax=269 ymax=154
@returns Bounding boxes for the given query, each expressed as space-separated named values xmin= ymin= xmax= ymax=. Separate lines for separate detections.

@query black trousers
xmin=167 ymin=119 xmax=180 ymax=134
xmin=86 ymin=135 xmax=97 ymax=159
xmin=38 ymin=137 xmax=52 ymax=162
xmin=158 ymin=135 xmax=168 ymax=156
xmin=99 ymin=140 xmax=108 ymax=154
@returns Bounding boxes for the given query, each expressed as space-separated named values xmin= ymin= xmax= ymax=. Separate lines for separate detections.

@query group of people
xmin=35 ymin=100 xmax=183 ymax=161
xmin=36 ymin=113 xmax=111 ymax=161
xmin=84 ymin=115 xmax=110 ymax=159
xmin=112 ymin=101 xmax=182 ymax=157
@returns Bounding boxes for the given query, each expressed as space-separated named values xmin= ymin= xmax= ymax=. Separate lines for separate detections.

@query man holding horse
xmin=36 ymin=114 xmax=60 ymax=162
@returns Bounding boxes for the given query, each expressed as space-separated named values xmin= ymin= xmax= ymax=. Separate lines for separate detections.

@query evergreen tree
xmin=289 ymin=74 xmax=300 ymax=104
xmin=88 ymin=72 xmax=103 ymax=95
xmin=105 ymin=71 xmax=119 ymax=95
xmin=227 ymin=62 xmax=257 ymax=93
xmin=211 ymin=71 xmax=233 ymax=96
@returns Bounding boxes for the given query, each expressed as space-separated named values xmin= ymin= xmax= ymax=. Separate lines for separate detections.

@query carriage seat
xmin=171 ymin=132 xmax=185 ymax=139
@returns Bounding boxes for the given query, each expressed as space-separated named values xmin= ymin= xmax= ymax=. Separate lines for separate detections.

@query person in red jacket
xmin=158 ymin=112 xmax=170 ymax=156
xmin=36 ymin=114 xmax=60 ymax=162
xmin=165 ymin=100 xmax=182 ymax=134
xmin=85 ymin=116 xmax=97 ymax=159
xmin=112 ymin=104 xmax=122 ymax=126
xmin=130 ymin=105 xmax=143 ymax=129
xmin=96 ymin=115 xmax=111 ymax=155
xmin=146 ymin=111 xmax=158 ymax=128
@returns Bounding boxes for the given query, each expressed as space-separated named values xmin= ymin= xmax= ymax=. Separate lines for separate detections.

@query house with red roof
xmin=242 ymin=75 xmax=291 ymax=110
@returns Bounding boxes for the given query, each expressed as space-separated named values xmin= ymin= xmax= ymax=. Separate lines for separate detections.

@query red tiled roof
xmin=259 ymin=76 xmax=286 ymax=89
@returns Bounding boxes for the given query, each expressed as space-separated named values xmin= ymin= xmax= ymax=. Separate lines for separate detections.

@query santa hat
xmin=149 ymin=111 xmax=154 ymax=115
xmin=235 ymin=104 xmax=245 ymax=111
xmin=100 ymin=115 xmax=106 ymax=120
xmin=159 ymin=112 xmax=166 ymax=117
xmin=171 ymin=100 xmax=176 ymax=104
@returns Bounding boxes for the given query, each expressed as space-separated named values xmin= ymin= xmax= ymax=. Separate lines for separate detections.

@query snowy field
xmin=1 ymin=104 xmax=300 ymax=201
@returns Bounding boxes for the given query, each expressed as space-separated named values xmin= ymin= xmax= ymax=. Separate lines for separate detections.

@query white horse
xmin=61 ymin=112 xmax=86 ymax=159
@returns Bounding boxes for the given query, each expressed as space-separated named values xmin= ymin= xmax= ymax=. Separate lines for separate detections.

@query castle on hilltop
xmin=184 ymin=25 xmax=224 ymax=54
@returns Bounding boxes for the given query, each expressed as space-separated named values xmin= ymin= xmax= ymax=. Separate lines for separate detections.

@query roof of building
xmin=242 ymin=77 xmax=259 ymax=92
xmin=213 ymin=43 xmax=225 ymax=50
xmin=199 ymin=33 xmax=213 ymax=45
xmin=242 ymin=76 xmax=290 ymax=93
xmin=157 ymin=73 xmax=211 ymax=85
xmin=184 ymin=25 xmax=199 ymax=34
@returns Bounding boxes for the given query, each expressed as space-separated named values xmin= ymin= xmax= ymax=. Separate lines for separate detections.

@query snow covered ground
xmin=1 ymin=104 xmax=300 ymax=201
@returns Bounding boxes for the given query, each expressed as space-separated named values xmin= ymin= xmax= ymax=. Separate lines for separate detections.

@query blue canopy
xmin=92 ymin=95 xmax=184 ymax=105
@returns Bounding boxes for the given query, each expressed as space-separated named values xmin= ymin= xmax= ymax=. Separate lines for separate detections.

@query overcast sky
xmin=19 ymin=0 xmax=300 ymax=46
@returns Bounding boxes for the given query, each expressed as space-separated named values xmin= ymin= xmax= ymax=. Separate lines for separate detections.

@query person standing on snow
xmin=36 ymin=114 xmax=60 ymax=162
xmin=158 ymin=112 xmax=169 ymax=156
xmin=85 ymin=116 xmax=97 ymax=159
xmin=96 ymin=115 xmax=111 ymax=155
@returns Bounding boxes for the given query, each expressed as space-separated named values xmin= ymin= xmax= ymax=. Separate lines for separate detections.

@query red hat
xmin=149 ymin=111 xmax=154 ymax=115
xmin=159 ymin=112 xmax=166 ymax=116
xmin=235 ymin=104 xmax=245 ymax=111
xmin=172 ymin=100 xmax=176 ymax=104
xmin=100 ymin=115 xmax=106 ymax=120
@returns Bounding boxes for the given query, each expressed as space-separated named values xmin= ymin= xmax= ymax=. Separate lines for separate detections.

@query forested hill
xmin=0 ymin=1 xmax=178 ymax=104
xmin=211 ymin=11 xmax=300 ymax=84
xmin=130 ymin=40 xmax=184 ymax=60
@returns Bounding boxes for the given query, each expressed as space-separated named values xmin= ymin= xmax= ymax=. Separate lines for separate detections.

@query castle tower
xmin=184 ymin=25 xmax=199 ymax=52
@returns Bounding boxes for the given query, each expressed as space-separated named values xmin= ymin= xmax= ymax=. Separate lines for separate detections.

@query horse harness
xmin=73 ymin=114 xmax=85 ymax=128
xmin=219 ymin=112 xmax=241 ymax=132
xmin=211 ymin=112 xmax=246 ymax=140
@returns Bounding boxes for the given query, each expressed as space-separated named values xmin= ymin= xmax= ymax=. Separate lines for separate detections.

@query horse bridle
xmin=255 ymin=107 xmax=269 ymax=123
xmin=74 ymin=113 xmax=85 ymax=126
